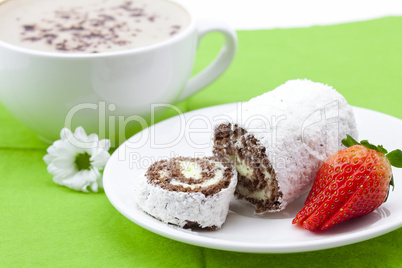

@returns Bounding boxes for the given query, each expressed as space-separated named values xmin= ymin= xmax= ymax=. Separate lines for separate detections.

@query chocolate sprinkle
xmin=23 ymin=25 xmax=36 ymax=31
xmin=16 ymin=0 xmax=185 ymax=53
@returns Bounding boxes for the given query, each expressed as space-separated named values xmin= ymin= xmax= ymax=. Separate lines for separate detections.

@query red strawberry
xmin=292 ymin=135 xmax=402 ymax=231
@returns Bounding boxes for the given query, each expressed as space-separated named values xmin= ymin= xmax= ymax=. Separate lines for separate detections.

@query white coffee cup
xmin=0 ymin=0 xmax=237 ymax=145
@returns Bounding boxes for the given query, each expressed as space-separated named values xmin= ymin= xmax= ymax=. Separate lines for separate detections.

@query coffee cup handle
xmin=178 ymin=19 xmax=237 ymax=101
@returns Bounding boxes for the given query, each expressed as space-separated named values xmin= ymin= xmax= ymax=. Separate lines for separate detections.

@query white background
xmin=2 ymin=0 xmax=401 ymax=29
xmin=184 ymin=0 xmax=402 ymax=29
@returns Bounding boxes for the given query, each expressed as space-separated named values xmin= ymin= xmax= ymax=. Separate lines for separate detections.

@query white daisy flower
xmin=43 ymin=126 xmax=111 ymax=192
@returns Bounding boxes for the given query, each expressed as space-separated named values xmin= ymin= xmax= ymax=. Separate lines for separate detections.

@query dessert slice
xmin=213 ymin=79 xmax=358 ymax=213
xmin=135 ymin=156 xmax=237 ymax=230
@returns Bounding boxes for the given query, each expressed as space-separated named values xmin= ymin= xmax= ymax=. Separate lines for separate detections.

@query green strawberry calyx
xmin=342 ymin=134 xmax=402 ymax=201
xmin=342 ymin=134 xmax=402 ymax=168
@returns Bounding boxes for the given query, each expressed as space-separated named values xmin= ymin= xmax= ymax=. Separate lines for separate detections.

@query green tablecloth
xmin=2 ymin=17 xmax=402 ymax=267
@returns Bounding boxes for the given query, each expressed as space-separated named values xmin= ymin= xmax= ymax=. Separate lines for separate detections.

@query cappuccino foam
xmin=0 ymin=0 xmax=190 ymax=53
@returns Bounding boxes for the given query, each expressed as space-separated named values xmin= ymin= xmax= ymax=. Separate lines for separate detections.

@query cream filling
xmin=237 ymin=185 xmax=270 ymax=199
xmin=232 ymin=157 xmax=272 ymax=200
xmin=168 ymin=161 xmax=225 ymax=189
xmin=180 ymin=161 xmax=202 ymax=179
xmin=234 ymin=158 xmax=254 ymax=178
xmin=233 ymin=157 xmax=272 ymax=180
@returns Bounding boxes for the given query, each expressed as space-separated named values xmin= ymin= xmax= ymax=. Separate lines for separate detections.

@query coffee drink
xmin=0 ymin=0 xmax=190 ymax=53
xmin=0 ymin=0 xmax=237 ymax=144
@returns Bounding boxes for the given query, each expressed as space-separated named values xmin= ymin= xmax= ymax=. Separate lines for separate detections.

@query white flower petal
xmin=89 ymin=181 xmax=98 ymax=192
xmin=50 ymin=157 xmax=75 ymax=170
xmin=60 ymin=127 xmax=73 ymax=140
xmin=87 ymin=133 xmax=99 ymax=143
xmin=74 ymin=127 xmax=88 ymax=141
xmin=43 ymin=153 xmax=56 ymax=165
xmin=49 ymin=165 xmax=77 ymax=183
xmin=97 ymin=174 xmax=103 ymax=189
xmin=90 ymin=167 xmax=102 ymax=192
xmin=91 ymin=156 xmax=109 ymax=170
xmin=90 ymin=148 xmax=110 ymax=170
xmin=55 ymin=169 xmax=99 ymax=192
xmin=99 ymin=139 xmax=111 ymax=151
xmin=48 ymin=139 xmax=83 ymax=158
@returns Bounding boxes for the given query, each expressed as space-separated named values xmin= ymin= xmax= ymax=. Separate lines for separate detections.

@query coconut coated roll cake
xmin=134 ymin=156 xmax=237 ymax=230
xmin=213 ymin=79 xmax=358 ymax=213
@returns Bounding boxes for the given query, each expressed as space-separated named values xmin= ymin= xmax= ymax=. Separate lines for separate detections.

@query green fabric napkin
xmin=1 ymin=16 xmax=402 ymax=267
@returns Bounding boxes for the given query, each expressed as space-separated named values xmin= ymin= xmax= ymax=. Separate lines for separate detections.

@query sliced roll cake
xmin=213 ymin=79 xmax=358 ymax=213
xmin=134 ymin=156 xmax=237 ymax=230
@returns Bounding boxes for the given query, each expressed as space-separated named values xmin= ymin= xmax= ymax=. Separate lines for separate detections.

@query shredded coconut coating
xmin=134 ymin=159 xmax=237 ymax=229
xmin=222 ymin=79 xmax=358 ymax=211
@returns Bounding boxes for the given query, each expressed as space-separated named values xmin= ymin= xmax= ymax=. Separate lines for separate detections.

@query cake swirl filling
xmin=146 ymin=156 xmax=234 ymax=196
xmin=213 ymin=123 xmax=283 ymax=212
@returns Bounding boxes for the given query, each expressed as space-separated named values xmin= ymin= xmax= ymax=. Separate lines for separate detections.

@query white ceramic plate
xmin=103 ymin=104 xmax=402 ymax=253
